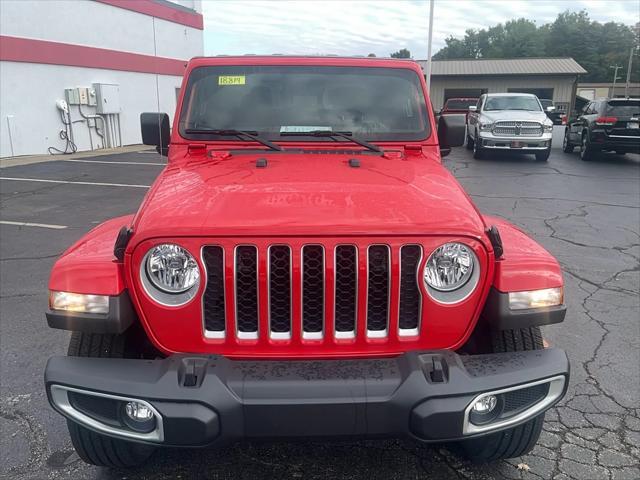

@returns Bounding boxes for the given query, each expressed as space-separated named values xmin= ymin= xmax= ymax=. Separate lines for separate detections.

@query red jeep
xmin=440 ymin=97 xmax=479 ymax=121
xmin=45 ymin=56 xmax=569 ymax=468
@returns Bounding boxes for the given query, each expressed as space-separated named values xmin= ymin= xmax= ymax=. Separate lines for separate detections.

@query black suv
xmin=563 ymin=98 xmax=640 ymax=160
xmin=539 ymin=99 xmax=563 ymax=125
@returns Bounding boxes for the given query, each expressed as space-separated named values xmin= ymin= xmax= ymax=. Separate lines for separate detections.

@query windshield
xmin=444 ymin=99 xmax=477 ymax=110
xmin=178 ymin=65 xmax=430 ymax=142
xmin=606 ymin=100 xmax=640 ymax=117
xmin=484 ymin=96 xmax=542 ymax=112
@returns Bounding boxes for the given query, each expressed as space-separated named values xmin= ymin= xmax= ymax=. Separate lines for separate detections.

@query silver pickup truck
xmin=467 ymin=93 xmax=554 ymax=161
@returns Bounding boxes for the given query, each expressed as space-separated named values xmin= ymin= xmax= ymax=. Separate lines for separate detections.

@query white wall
xmin=0 ymin=62 xmax=183 ymax=157
xmin=0 ymin=0 xmax=203 ymax=157
xmin=0 ymin=0 xmax=203 ymax=60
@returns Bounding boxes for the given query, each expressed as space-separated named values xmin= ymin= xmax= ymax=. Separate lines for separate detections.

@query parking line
xmin=60 ymin=159 xmax=166 ymax=166
xmin=1 ymin=220 xmax=67 ymax=230
xmin=0 ymin=177 xmax=150 ymax=188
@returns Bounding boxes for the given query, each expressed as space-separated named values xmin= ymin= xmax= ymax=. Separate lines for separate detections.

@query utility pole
xmin=625 ymin=46 xmax=638 ymax=98
xmin=425 ymin=0 xmax=434 ymax=90
xmin=610 ymin=65 xmax=623 ymax=98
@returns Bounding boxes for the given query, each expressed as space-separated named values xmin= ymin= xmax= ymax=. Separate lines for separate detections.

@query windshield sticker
xmin=218 ymin=75 xmax=245 ymax=86
xmin=280 ymin=126 xmax=332 ymax=133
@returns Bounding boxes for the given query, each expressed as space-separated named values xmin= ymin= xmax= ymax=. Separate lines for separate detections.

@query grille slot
xmin=334 ymin=245 xmax=357 ymax=337
xmin=269 ymin=245 xmax=292 ymax=338
xmin=398 ymin=245 xmax=422 ymax=335
xmin=234 ymin=246 xmax=258 ymax=338
xmin=202 ymin=246 xmax=225 ymax=337
xmin=302 ymin=245 xmax=325 ymax=338
xmin=366 ymin=245 xmax=390 ymax=336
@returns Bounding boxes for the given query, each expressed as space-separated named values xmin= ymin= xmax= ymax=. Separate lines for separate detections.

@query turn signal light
xmin=508 ymin=287 xmax=563 ymax=310
xmin=49 ymin=291 xmax=109 ymax=314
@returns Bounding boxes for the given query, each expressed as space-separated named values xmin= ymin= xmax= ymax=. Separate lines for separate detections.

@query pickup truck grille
xmin=201 ymin=242 xmax=423 ymax=341
xmin=493 ymin=121 xmax=542 ymax=137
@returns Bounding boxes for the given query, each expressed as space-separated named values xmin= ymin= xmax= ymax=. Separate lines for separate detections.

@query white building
xmin=0 ymin=0 xmax=204 ymax=157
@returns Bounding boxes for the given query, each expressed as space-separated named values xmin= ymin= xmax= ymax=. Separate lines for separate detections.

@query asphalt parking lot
xmin=1 ymin=140 xmax=639 ymax=480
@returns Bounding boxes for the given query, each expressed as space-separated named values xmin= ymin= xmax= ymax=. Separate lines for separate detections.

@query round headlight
xmin=146 ymin=244 xmax=200 ymax=293
xmin=424 ymin=243 xmax=474 ymax=292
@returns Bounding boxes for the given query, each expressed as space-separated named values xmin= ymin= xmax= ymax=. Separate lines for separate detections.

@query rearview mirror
xmin=546 ymin=106 xmax=556 ymax=112
xmin=468 ymin=105 xmax=477 ymax=112
xmin=437 ymin=113 xmax=466 ymax=157
xmin=141 ymin=112 xmax=170 ymax=156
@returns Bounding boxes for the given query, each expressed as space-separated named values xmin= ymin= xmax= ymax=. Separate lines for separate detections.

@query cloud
xmin=202 ymin=0 xmax=639 ymax=58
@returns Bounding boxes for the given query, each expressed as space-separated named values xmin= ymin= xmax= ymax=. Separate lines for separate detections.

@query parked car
xmin=563 ymin=98 xmax=640 ymax=160
xmin=539 ymin=99 xmax=563 ymax=125
xmin=467 ymin=93 xmax=554 ymax=161
xmin=44 ymin=56 xmax=569 ymax=468
xmin=440 ymin=97 xmax=479 ymax=121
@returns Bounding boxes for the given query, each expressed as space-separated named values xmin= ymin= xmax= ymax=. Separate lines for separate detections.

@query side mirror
xmin=468 ymin=105 xmax=477 ymax=112
xmin=546 ymin=106 xmax=556 ymax=112
xmin=437 ymin=113 xmax=466 ymax=157
xmin=141 ymin=112 xmax=170 ymax=156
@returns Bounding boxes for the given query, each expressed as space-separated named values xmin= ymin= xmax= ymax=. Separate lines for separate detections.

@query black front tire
xmin=457 ymin=327 xmax=545 ymax=463
xmin=580 ymin=132 xmax=596 ymax=161
xmin=466 ymin=134 xmax=474 ymax=150
xmin=535 ymin=148 xmax=551 ymax=162
xmin=66 ymin=332 xmax=156 ymax=468
xmin=472 ymin=132 xmax=484 ymax=159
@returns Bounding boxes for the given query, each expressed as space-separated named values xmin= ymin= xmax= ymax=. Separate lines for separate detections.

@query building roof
xmin=419 ymin=58 xmax=587 ymax=76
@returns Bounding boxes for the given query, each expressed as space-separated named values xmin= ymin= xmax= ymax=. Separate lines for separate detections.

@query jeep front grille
xmin=202 ymin=242 xmax=424 ymax=341
xmin=493 ymin=121 xmax=542 ymax=137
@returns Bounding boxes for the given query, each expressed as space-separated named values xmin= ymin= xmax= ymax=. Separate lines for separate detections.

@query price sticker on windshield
xmin=218 ymin=75 xmax=245 ymax=86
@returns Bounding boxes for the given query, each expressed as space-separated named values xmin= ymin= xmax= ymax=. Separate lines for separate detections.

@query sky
xmin=202 ymin=0 xmax=639 ymax=58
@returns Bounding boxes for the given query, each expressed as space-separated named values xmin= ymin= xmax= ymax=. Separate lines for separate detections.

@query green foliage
xmin=432 ymin=11 xmax=639 ymax=82
xmin=390 ymin=48 xmax=411 ymax=58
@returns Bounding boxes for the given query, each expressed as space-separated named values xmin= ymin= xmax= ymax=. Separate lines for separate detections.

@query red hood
xmin=131 ymin=151 xmax=487 ymax=241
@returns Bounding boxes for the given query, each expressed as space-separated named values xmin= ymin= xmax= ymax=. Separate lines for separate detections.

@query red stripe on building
xmin=95 ymin=0 xmax=203 ymax=30
xmin=0 ymin=36 xmax=187 ymax=76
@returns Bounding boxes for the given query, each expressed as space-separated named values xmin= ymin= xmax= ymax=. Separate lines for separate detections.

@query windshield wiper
xmin=184 ymin=128 xmax=283 ymax=151
xmin=280 ymin=130 xmax=382 ymax=153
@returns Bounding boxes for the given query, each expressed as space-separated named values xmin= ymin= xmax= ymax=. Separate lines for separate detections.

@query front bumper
xmin=478 ymin=131 xmax=552 ymax=150
xmin=45 ymin=349 xmax=569 ymax=447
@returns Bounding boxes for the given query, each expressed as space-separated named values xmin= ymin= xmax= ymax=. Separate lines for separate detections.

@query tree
xmin=367 ymin=53 xmax=376 ymax=57
xmin=432 ymin=10 xmax=639 ymax=82
xmin=390 ymin=48 xmax=411 ymax=58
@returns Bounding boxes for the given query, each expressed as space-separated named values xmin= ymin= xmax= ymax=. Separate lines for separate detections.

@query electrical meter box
xmin=77 ymin=87 xmax=89 ymax=105
xmin=93 ymin=83 xmax=121 ymax=114
xmin=65 ymin=88 xmax=80 ymax=106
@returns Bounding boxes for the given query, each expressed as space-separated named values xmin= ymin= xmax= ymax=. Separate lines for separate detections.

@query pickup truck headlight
xmin=543 ymin=122 xmax=553 ymax=132
xmin=49 ymin=291 xmax=109 ymax=314
xmin=479 ymin=122 xmax=493 ymax=132
xmin=145 ymin=244 xmax=200 ymax=294
xmin=509 ymin=287 xmax=563 ymax=310
xmin=424 ymin=243 xmax=474 ymax=292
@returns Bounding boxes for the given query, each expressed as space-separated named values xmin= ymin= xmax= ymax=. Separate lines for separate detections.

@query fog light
xmin=125 ymin=401 xmax=154 ymax=421
xmin=122 ymin=401 xmax=156 ymax=433
xmin=469 ymin=394 xmax=503 ymax=425
xmin=472 ymin=395 xmax=497 ymax=413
